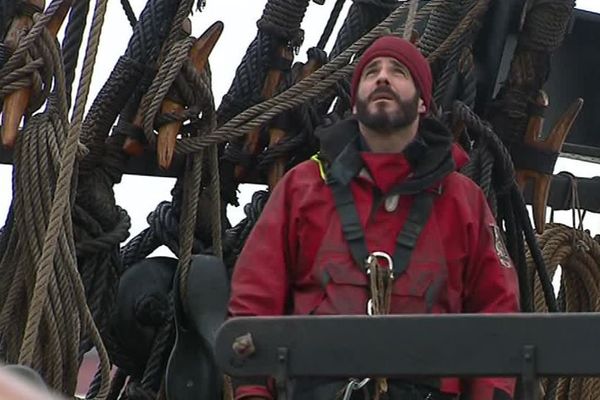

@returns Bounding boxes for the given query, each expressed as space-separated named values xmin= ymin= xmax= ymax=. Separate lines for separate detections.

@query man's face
xmin=353 ymin=56 xmax=425 ymax=133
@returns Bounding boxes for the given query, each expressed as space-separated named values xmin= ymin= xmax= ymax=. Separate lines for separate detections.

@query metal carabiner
xmin=341 ymin=378 xmax=371 ymax=400
xmin=365 ymin=251 xmax=394 ymax=316
xmin=365 ymin=251 xmax=394 ymax=279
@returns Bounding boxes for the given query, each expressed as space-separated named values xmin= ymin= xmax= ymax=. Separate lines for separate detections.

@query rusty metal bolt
xmin=232 ymin=333 xmax=256 ymax=358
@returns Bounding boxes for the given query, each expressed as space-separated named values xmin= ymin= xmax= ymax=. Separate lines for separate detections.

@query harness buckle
xmin=365 ymin=251 xmax=394 ymax=278
xmin=365 ymin=251 xmax=394 ymax=316
xmin=341 ymin=378 xmax=371 ymax=400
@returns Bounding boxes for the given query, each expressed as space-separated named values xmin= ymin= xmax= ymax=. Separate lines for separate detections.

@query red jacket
xmin=229 ymin=118 xmax=520 ymax=400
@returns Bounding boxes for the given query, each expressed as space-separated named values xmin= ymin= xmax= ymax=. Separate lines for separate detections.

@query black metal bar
xmin=216 ymin=314 xmax=600 ymax=378
xmin=0 ymin=146 xmax=11 ymax=165
xmin=522 ymin=173 xmax=600 ymax=213
xmin=563 ymin=143 xmax=600 ymax=160
xmin=520 ymin=345 xmax=538 ymax=400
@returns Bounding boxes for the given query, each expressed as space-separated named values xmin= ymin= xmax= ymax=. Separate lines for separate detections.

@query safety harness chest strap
xmin=328 ymin=175 xmax=436 ymax=278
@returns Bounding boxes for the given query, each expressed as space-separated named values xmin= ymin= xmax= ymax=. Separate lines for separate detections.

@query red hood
xmin=451 ymin=143 xmax=469 ymax=170
xmin=359 ymin=142 xmax=469 ymax=194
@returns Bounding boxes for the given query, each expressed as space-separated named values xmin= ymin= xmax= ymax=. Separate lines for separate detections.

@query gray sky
xmin=1 ymin=1 xmax=599 ymax=258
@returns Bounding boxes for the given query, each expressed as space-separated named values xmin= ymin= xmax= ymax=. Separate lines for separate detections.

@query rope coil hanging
xmin=530 ymin=223 xmax=600 ymax=400
xmin=105 ymin=2 xmax=223 ymax=398
xmin=0 ymin=0 xmax=112 ymax=396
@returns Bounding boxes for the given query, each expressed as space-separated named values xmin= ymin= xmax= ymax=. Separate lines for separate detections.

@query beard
xmin=355 ymin=87 xmax=420 ymax=133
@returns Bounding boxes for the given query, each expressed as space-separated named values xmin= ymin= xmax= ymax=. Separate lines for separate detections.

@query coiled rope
xmin=454 ymin=101 xmax=558 ymax=314
xmin=530 ymin=223 xmax=600 ymax=400
xmin=72 ymin=0 xmax=182 ymax=381
xmin=0 ymin=0 xmax=112 ymax=396
xmin=178 ymin=0 xmax=442 ymax=155
xmin=107 ymin=1 xmax=222 ymax=397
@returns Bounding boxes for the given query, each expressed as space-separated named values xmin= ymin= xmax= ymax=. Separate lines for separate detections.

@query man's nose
xmin=375 ymin=70 xmax=391 ymax=85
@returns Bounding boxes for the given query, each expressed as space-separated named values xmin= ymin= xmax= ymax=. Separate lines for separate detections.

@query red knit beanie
xmin=350 ymin=35 xmax=432 ymax=113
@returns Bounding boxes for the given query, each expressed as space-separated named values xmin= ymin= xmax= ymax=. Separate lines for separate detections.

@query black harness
xmin=324 ymin=133 xmax=453 ymax=277
xmin=328 ymin=178 xmax=435 ymax=278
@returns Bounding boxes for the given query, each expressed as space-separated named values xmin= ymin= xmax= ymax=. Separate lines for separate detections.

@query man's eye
xmin=394 ymin=68 xmax=408 ymax=76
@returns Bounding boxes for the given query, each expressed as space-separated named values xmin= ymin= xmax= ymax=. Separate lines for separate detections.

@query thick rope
xmin=426 ymin=0 xmax=490 ymax=64
xmin=257 ymin=0 xmax=310 ymax=42
xmin=179 ymin=0 xmax=492 ymax=158
xmin=176 ymin=0 xmax=445 ymax=155
xmin=120 ymin=0 xmax=137 ymax=28
xmin=113 ymin=2 xmax=222 ymax=395
xmin=78 ymin=0 xmax=182 ymax=176
xmin=419 ymin=1 xmax=459 ymax=57
xmin=529 ymin=223 xmax=600 ymax=400
xmin=0 ymin=0 xmax=114 ymax=396
xmin=136 ymin=30 xmax=218 ymax=302
xmin=402 ymin=0 xmax=419 ymax=40
xmin=209 ymin=144 xmax=223 ymax=258
xmin=0 ymin=5 xmax=55 ymax=116
xmin=312 ymin=0 xmax=397 ymax=118
xmin=316 ymin=0 xmax=347 ymax=50
xmin=217 ymin=0 xmax=311 ymax=204
xmin=61 ymin=0 xmax=91 ymax=104
xmin=23 ymin=0 xmax=110 ymax=396
xmin=328 ymin=0 xmax=397 ymax=59
xmin=488 ymin=0 xmax=575 ymax=145
xmin=453 ymin=101 xmax=558 ymax=314
xmin=70 ymin=6 xmax=183 ymax=388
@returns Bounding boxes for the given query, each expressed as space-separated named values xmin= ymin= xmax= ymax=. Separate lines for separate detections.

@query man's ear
xmin=418 ymin=98 xmax=426 ymax=114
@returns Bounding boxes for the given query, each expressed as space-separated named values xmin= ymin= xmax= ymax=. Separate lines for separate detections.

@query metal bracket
xmin=275 ymin=347 xmax=289 ymax=400
xmin=521 ymin=345 xmax=539 ymax=400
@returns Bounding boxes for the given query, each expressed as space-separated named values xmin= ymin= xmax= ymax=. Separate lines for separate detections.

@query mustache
xmin=368 ymin=87 xmax=400 ymax=103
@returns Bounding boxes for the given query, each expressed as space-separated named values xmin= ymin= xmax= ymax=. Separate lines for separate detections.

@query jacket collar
xmin=315 ymin=116 xmax=456 ymax=191
xmin=316 ymin=118 xmax=427 ymax=163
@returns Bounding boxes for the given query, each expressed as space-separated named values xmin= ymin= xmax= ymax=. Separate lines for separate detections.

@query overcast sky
xmin=1 ymin=1 xmax=599 ymax=258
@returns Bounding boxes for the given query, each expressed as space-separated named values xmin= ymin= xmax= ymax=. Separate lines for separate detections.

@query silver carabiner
xmin=341 ymin=378 xmax=371 ymax=400
xmin=365 ymin=251 xmax=394 ymax=278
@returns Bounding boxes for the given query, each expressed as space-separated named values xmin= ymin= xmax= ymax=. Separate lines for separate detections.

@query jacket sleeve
xmin=228 ymin=173 xmax=297 ymax=400
xmin=462 ymin=187 xmax=520 ymax=400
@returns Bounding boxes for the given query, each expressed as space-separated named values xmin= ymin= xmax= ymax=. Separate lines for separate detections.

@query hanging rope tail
xmin=0 ymin=0 xmax=113 ymax=396
xmin=366 ymin=252 xmax=393 ymax=400
xmin=403 ymin=0 xmax=419 ymax=40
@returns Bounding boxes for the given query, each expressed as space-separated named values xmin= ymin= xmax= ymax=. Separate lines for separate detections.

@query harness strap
xmin=393 ymin=191 xmax=435 ymax=277
xmin=328 ymin=173 xmax=436 ymax=278
xmin=329 ymin=180 xmax=370 ymax=269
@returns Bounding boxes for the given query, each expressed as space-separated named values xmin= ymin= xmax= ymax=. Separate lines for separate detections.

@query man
xmin=228 ymin=36 xmax=520 ymax=400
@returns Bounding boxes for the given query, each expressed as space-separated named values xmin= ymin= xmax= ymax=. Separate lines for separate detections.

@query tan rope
xmin=529 ymin=223 xmax=600 ymax=400
xmin=367 ymin=256 xmax=393 ymax=400
xmin=139 ymin=36 xmax=219 ymax=306
xmin=173 ymin=0 xmax=443 ymax=154
xmin=425 ymin=0 xmax=491 ymax=64
xmin=403 ymin=0 xmax=419 ymax=40
xmin=209 ymin=144 xmax=223 ymax=259
xmin=170 ymin=0 xmax=492 ymax=156
xmin=140 ymin=37 xmax=195 ymax=143
xmin=0 ymin=0 xmax=111 ymax=396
